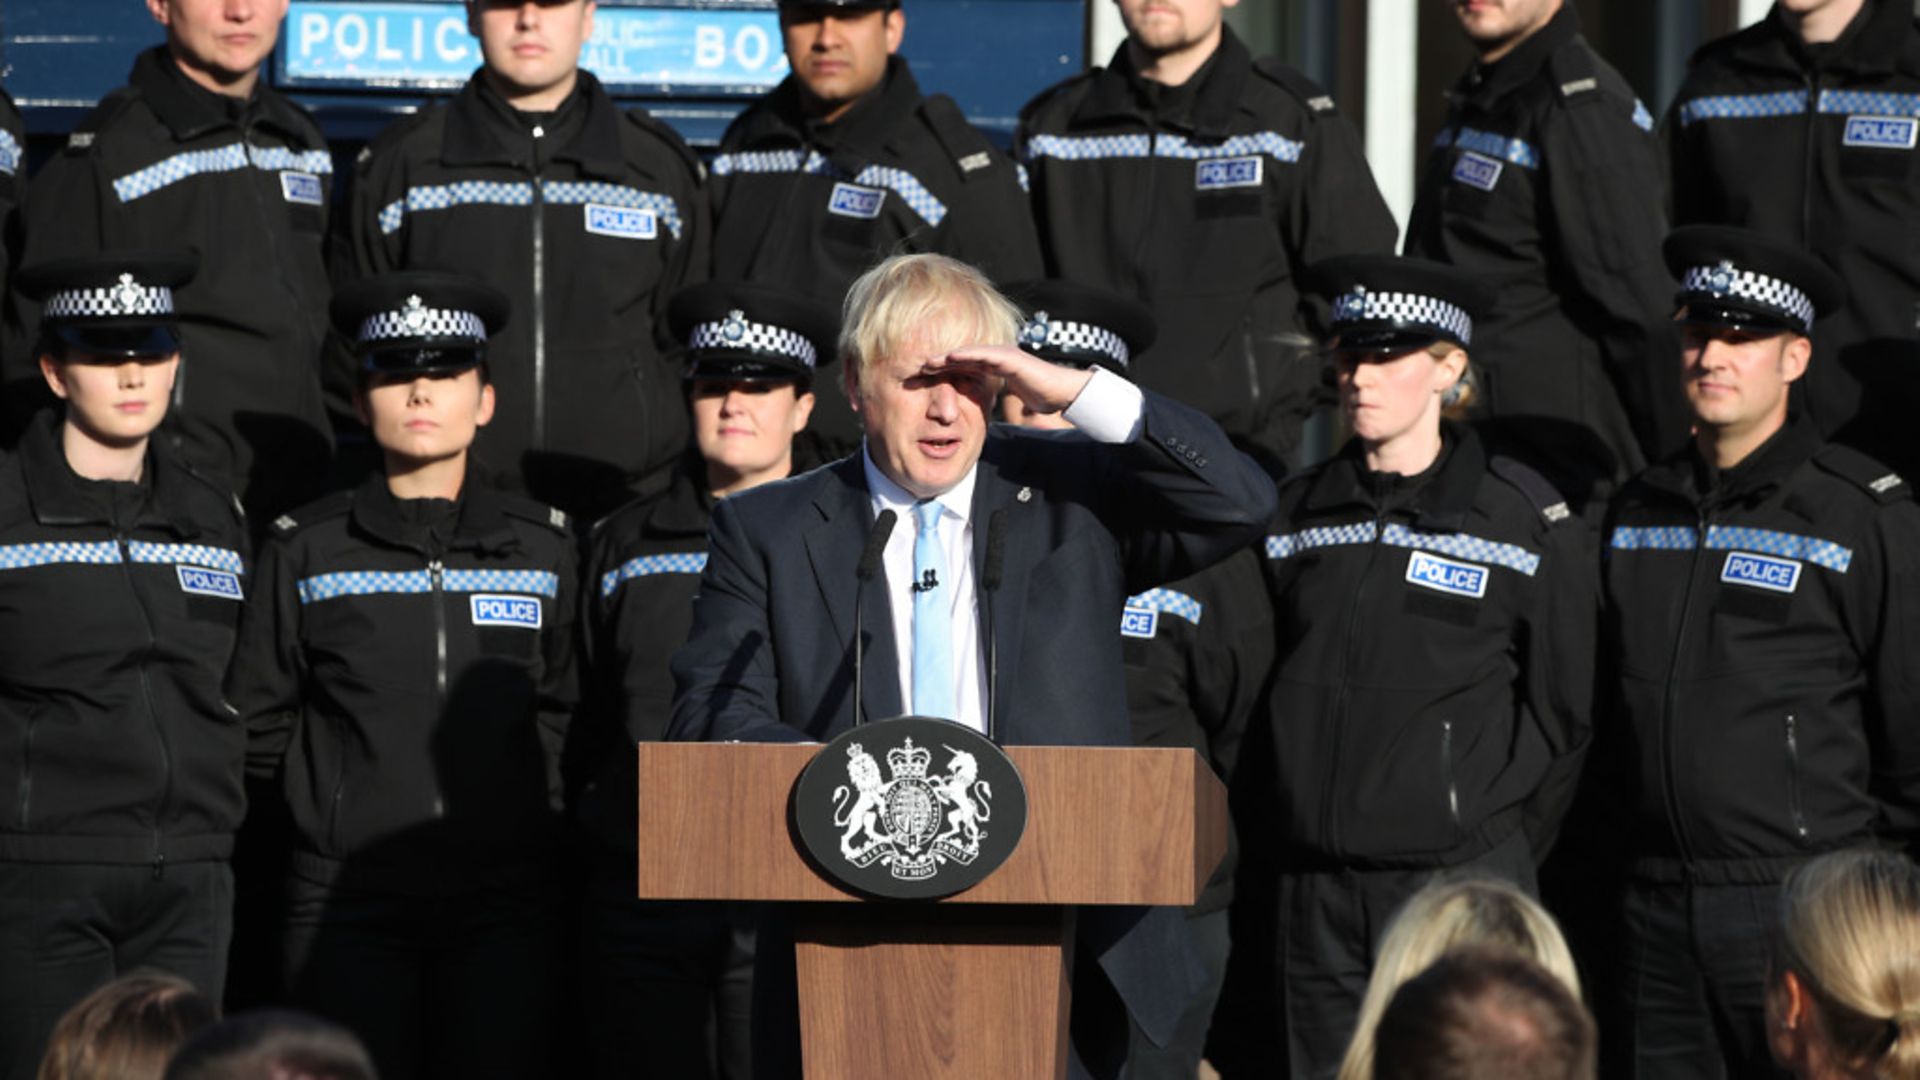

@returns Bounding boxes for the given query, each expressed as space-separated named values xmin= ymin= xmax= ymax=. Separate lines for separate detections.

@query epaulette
xmin=1546 ymin=40 xmax=1605 ymax=103
xmin=500 ymin=494 xmax=572 ymax=536
xmin=1253 ymin=58 xmax=1339 ymax=116
xmin=624 ymin=106 xmax=703 ymax=182
xmin=1016 ymin=69 xmax=1098 ymax=129
xmin=1488 ymin=456 xmax=1575 ymax=525
xmin=1812 ymin=443 xmax=1912 ymax=504
xmin=920 ymin=93 xmax=1001 ymax=181
xmin=174 ymin=459 xmax=249 ymax=529
xmin=64 ymin=87 xmax=142 ymax=154
xmin=269 ymin=490 xmax=354 ymax=536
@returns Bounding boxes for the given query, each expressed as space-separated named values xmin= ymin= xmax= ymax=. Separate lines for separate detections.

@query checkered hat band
xmin=1031 ymin=318 xmax=1129 ymax=369
xmin=1680 ymin=265 xmax=1815 ymax=332
xmin=42 ymin=283 xmax=174 ymax=320
xmin=1332 ymin=290 xmax=1473 ymax=346
xmin=688 ymin=318 xmax=817 ymax=369
xmin=358 ymin=306 xmax=488 ymax=345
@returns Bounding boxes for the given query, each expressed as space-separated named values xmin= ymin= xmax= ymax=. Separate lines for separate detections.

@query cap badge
xmin=721 ymin=310 xmax=748 ymax=343
xmin=1707 ymin=261 xmax=1737 ymax=298
xmin=1334 ymin=285 xmax=1368 ymax=322
xmin=1019 ymin=311 xmax=1052 ymax=349
xmin=400 ymin=295 xmax=429 ymax=335
xmin=111 ymin=273 xmax=143 ymax=315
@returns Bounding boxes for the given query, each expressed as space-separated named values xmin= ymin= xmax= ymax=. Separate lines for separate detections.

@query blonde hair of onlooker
xmin=1773 ymin=848 xmax=1920 ymax=1080
xmin=36 ymin=970 xmax=218 ymax=1080
xmin=1429 ymin=341 xmax=1479 ymax=419
xmin=837 ymin=253 xmax=1021 ymax=400
xmin=1337 ymin=876 xmax=1581 ymax=1080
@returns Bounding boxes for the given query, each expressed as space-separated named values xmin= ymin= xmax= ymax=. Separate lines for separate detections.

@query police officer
xmin=1222 ymin=255 xmax=1596 ymax=1079
xmin=709 ymin=0 xmax=1043 ymax=465
xmin=1015 ymin=0 xmax=1396 ymax=473
xmin=1665 ymin=0 xmax=1920 ymax=480
xmin=998 ymin=279 xmax=1274 ymax=1080
xmin=15 ymin=0 xmax=334 ymax=523
xmin=344 ymin=0 xmax=709 ymax=521
xmin=1582 ymin=226 xmax=1920 ymax=1078
xmin=1407 ymin=0 xmax=1689 ymax=514
xmin=0 ymin=252 xmax=248 ymax=1080
xmin=225 ymin=273 xmax=578 ymax=1078
xmin=575 ymin=282 xmax=832 ymax=1080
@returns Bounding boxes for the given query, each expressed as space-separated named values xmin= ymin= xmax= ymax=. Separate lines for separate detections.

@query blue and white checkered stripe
xmin=0 ymin=541 xmax=124 ymax=571
xmin=127 ymin=542 xmax=245 ymax=574
xmin=376 ymin=180 xmax=684 ymax=239
xmin=0 ymin=129 xmax=19 ymax=176
xmin=599 ymin=551 xmax=708 ymax=599
xmin=113 ymin=143 xmax=333 ymax=203
xmin=1125 ymin=588 xmax=1203 ymax=626
xmin=1332 ymin=289 xmax=1473 ymax=346
xmin=1020 ymin=130 xmax=1303 ymax=166
xmin=542 ymin=181 xmax=684 ymax=238
xmin=1633 ymin=100 xmax=1655 ymax=133
xmin=1266 ymin=521 xmax=1541 ymax=576
xmin=1435 ymin=126 xmax=1540 ymax=169
xmin=1608 ymin=525 xmax=1853 ymax=573
xmin=298 ymin=567 xmax=560 ymax=605
xmin=708 ymin=149 xmax=950 ymax=226
xmin=1817 ymin=90 xmax=1920 ymax=117
xmin=708 ymin=149 xmax=809 ymax=175
xmin=849 ymin=165 xmax=946 ymax=226
xmin=1676 ymin=90 xmax=1810 ymax=127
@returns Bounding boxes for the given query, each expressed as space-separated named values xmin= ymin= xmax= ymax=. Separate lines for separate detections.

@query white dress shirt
xmin=859 ymin=366 xmax=1145 ymax=734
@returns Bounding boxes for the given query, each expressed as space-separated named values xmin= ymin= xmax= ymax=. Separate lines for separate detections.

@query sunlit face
xmin=146 ymin=0 xmax=289 ymax=93
xmin=1113 ymin=0 xmax=1238 ymax=56
xmin=690 ymin=377 xmax=815 ymax=494
xmin=1679 ymin=324 xmax=1808 ymax=438
xmin=1449 ymin=0 xmax=1561 ymax=55
xmin=780 ymin=5 xmax=904 ymax=120
xmin=469 ymin=0 xmax=594 ymax=105
xmin=41 ymin=352 xmax=179 ymax=447
xmin=1336 ymin=345 xmax=1462 ymax=449
xmin=357 ymin=368 xmax=496 ymax=469
xmin=849 ymin=337 xmax=997 ymax=499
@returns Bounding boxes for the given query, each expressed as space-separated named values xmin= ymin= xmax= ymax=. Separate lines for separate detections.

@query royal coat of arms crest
xmin=832 ymin=737 xmax=995 ymax=881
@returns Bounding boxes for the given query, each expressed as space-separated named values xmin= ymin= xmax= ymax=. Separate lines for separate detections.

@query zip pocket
xmin=1442 ymin=718 xmax=1462 ymax=830
xmin=1785 ymin=713 xmax=1809 ymax=842
xmin=17 ymin=710 xmax=36 ymax=830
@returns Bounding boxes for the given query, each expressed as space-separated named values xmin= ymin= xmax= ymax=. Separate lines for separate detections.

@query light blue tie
xmin=911 ymin=500 xmax=955 ymax=720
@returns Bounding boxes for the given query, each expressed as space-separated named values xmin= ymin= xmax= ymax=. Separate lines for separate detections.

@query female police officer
xmin=1222 ymin=255 xmax=1597 ymax=1079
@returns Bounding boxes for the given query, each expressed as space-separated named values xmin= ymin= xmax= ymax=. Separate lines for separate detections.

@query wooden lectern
xmin=637 ymin=742 xmax=1228 ymax=1079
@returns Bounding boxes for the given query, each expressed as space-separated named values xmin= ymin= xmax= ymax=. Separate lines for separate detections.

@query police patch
xmin=1720 ymin=551 xmax=1802 ymax=594
xmin=827 ymin=182 xmax=885 ymax=219
xmin=1844 ymin=116 xmax=1918 ymax=150
xmin=177 ymin=564 xmax=243 ymax=600
xmin=584 ymin=204 xmax=658 ymax=239
xmin=1451 ymin=151 xmax=1504 ymax=192
xmin=1405 ymin=551 xmax=1489 ymax=599
xmin=1120 ymin=606 xmax=1158 ymax=639
xmin=470 ymin=593 xmax=542 ymax=629
xmin=1195 ymin=156 xmax=1263 ymax=190
xmin=280 ymin=171 xmax=324 ymax=206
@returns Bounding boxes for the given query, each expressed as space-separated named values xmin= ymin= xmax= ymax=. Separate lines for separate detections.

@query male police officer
xmin=345 ymin=0 xmax=708 ymax=520
xmin=1016 ymin=0 xmax=1396 ymax=472
xmin=1590 ymin=226 xmax=1920 ymax=1078
xmin=16 ymin=0 xmax=335 ymax=523
xmin=709 ymin=0 xmax=1042 ymax=465
xmin=1665 ymin=0 xmax=1920 ymax=481
xmin=1407 ymin=0 xmax=1688 ymax=513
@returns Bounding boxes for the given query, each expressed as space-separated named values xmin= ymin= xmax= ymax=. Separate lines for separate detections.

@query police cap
xmin=1310 ymin=255 xmax=1493 ymax=355
xmin=1004 ymin=280 xmax=1155 ymax=379
xmin=669 ymin=282 xmax=838 ymax=383
xmin=18 ymin=251 xmax=196 ymax=359
xmin=1664 ymin=225 xmax=1843 ymax=337
xmin=331 ymin=272 xmax=510 ymax=376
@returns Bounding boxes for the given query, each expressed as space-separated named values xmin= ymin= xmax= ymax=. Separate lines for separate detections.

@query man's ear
xmin=1781 ymin=334 xmax=1812 ymax=385
xmin=885 ymin=8 xmax=905 ymax=53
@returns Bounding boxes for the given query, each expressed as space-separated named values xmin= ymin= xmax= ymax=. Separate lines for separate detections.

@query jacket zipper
xmin=531 ymin=175 xmax=548 ymax=453
xmin=1323 ymin=510 xmax=1387 ymax=854
xmin=429 ymin=558 xmax=449 ymax=819
xmin=1442 ymin=718 xmax=1461 ymax=831
xmin=1785 ymin=712 xmax=1809 ymax=842
xmin=1656 ymin=510 xmax=1711 ymax=866
xmin=116 ymin=533 xmax=171 ymax=878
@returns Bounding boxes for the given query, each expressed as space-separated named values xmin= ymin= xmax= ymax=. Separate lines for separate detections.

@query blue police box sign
xmin=280 ymin=0 xmax=788 ymax=93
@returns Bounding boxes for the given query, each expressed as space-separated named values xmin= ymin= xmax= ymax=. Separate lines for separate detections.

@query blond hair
xmin=37 ymin=971 xmax=217 ymax=1080
xmin=1428 ymin=341 xmax=1479 ymax=418
xmin=837 ymin=253 xmax=1021 ymax=401
xmin=1338 ymin=877 xmax=1581 ymax=1080
xmin=1775 ymin=849 xmax=1920 ymax=1080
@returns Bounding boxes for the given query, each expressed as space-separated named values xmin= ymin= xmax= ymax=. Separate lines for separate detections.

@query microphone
xmin=852 ymin=509 xmax=897 ymax=728
xmin=980 ymin=509 xmax=1008 ymax=742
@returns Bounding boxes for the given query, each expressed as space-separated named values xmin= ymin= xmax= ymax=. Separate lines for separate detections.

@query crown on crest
xmin=887 ymin=739 xmax=931 ymax=780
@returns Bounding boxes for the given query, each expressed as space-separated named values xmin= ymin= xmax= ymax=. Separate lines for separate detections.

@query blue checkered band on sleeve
xmin=1018 ymin=312 xmax=1129 ymax=369
xmin=1433 ymin=126 xmax=1540 ymax=169
xmin=299 ymin=567 xmax=560 ymax=604
xmin=127 ymin=542 xmax=245 ymax=574
xmin=0 ymin=541 xmax=123 ymax=571
xmin=42 ymin=274 xmax=174 ymax=320
xmin=599 ymin=551 xmax=708 ymax=599
xmin=1266 ymin=520 xmax=1541 ymax=576
xmin=0 ymin=129 xmax=19 ymax=176
xmin=1331 ymin=287 xmax=1474 ymax=346
xmin=689 ymin=311 xmax=817 ymax=369
xmin=707 ymin=149 xmax=949 ymax=226
xmin=1633 ymin=100 xmax=1655 ymax=132
xmin=1124 ymin=587 xmax=1203 ymax=625
xmin=1019 ymin=130 xmax=1303 ymax=166
xmin=1608 ymin=525 xmax=1853 ymax=573
xmin=1680 ymin=261 xmax=1816 ymax=333
xmin=1676 ymin=90 xmax=1811 ymax=127
xmin=1816 ymin=90 xmax=1920 ymax=117
xmin=112 ymin=142 xmax=332 ymax=203
xmin=376 ymin=180 xmax=684 ymax=239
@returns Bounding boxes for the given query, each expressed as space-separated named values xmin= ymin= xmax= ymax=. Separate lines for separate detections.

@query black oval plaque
xmin=792 ymin=716 xmax=1028 ymax=900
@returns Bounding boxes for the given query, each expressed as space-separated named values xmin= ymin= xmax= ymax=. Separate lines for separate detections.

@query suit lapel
xmin=970 ymin=449 xmax=1032 ymax=743
xmin=804 ymin=457 xmax=904 ymax=723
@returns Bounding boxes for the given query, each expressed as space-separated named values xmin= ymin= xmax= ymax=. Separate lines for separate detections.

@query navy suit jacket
xmin=667 ymin=390 xmax=1277 ymax=1047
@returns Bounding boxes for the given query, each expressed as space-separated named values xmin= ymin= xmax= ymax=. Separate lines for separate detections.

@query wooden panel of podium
xmin=637 ymin=742 xmax=1227 ymax=1078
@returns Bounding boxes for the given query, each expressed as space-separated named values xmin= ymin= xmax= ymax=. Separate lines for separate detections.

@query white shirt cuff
xmin=1062 ymin=366 xmax=1145 ymax=444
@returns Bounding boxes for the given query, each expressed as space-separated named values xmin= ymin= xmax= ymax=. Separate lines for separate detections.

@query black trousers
xmin=281 ymin=870 xmax=559 ymax=1080
xmin=0 ymin=860 xmax=232 ymax=1080
xmin=1595 ymin=880 xmax=1793 ymax=1080
xmin=580 ymin=860 xmax=754 ymax=1080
